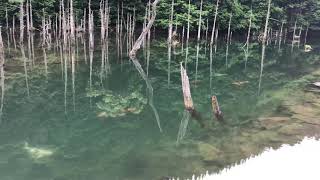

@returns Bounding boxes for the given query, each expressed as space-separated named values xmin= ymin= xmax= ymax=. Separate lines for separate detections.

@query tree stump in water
xmin=180 ymin=63 xmax=194 ymax=110
xmin=212 ymin=96 xmax=223 ymax=121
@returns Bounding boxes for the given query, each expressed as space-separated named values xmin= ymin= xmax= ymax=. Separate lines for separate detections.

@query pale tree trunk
xmin=197 ymin=0 xmax=203 ymax=41
xmin=304 ymin=24 xmax=309 ymax=45
xmin=278 ymin=21 xmax=284 ymax=50
xmin=88 ymin=0 xmax=94 ymax=50
xmin=258 ymin=0 xmax=271 ymax=95
xmin=0 ymin=27 xmax=4 ymax=122
xmin=5 ymin=8 xmax=9 ymax=33
xmin=291 ymin=20 xmax=297 ymax=51
xmin=13 ymin=16 xmax=17 ymax=49
xmin=129 ymin=0 xmax=162 ymax=133
xmin=30 ymin=0 xmax=33 ymax=31
xmin=26 ymin=0 xmax=30 ymax=32
xmin=20 ymin=1 xmax=24 ymax=45
xmin=297 ymin=26 xmax=302 ymax=47
xmin=70 ymin=0 xmax=75 ymax=44
xmin=227 ymin=14 xmax=232 ymax=45
xmin=100 ymin=0 xmax=105 ymax=41
xmin=168 ymin=0 xmax=174 ymax=44
xmin=244 ymin=10 xmax=252 ymax=70
xmin=186 ymin=0 xmax=191 ymax=41
xmin=210 ymin=0 xmax=219 ymax=45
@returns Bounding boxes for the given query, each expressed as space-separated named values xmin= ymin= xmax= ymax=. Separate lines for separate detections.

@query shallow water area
xmin=0 ymin=37 xmax=320 ymax=180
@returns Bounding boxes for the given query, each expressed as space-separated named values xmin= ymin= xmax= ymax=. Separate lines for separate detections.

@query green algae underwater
xmin=0 ymin=39 xmax=320 ymax=180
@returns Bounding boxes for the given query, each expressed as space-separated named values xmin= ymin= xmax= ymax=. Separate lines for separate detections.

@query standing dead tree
xmin=181 ymin=63 xmax=193 ymax=111
xmin=0 ymin=27 xmax=4 ymax=122
xmin=70 ymin=0 xmax=75 ymax=44
xmin=197 ymin=0 xmax=203 ymax=41
xmin=180 ymin=63 xmax=205 ymax=128
xmin=88 ymin=0 xmax=94 ymax=50
xmin=168 ymin=0 xmax=174 ymax=44
xmin=129 ymin=0 xmax=162 ymax=133
xmin=19 ymin=1 xmax=24 ymax=44
xmin=258 ymin=0 xmax=272 ymax=95
xmin=210 ymin=0 xmax=219 ymax=45
xmin=0 ymin=27 xmax=4 ymax=61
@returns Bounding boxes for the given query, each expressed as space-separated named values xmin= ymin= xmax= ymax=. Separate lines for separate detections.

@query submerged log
xmin=211 ymin=96 xmax=223 ymax=121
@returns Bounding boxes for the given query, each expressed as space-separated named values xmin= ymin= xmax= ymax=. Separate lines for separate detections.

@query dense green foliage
xmin=0 ymin=0 xmax=320 ymax=33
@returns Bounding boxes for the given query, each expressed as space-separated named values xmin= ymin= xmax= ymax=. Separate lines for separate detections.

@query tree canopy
xmin=0 ymin=0 xmax=320 ymax=33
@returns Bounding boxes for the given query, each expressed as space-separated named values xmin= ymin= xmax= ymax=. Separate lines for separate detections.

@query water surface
xmin=0 ymin=38 xmax=319 ymax=180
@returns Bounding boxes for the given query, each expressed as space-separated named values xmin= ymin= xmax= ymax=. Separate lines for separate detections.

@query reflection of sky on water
xmin=186 ymin=137 xmax=320 ymax=180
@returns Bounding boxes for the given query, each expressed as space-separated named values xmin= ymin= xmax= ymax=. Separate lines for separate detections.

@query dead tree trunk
xmin=227 ymin=14 xmax=232 ymax=45
xmin=129 ymin=0 xmax=160 ymax=58
xmin=210 ymin=0 xmax=219 ymax=45
xmin=304 ymin=24 xmax=309 ymax=45
xmin=278 ymin=21 xmax=284 ymax=49
xmin=88 ymin=0 xmax=94 ymax=50
xmin=258 ymin=0 xmax=271 ymax=95
xmin=30 ymin=0 xmax=33 ymax=31
xmin=168 ymin=0 xmax=174 ymax=44
xmin=186 ymin=0 xmax=191 ymax=41
xmin=70 ymin=0 xmax=75 ymax=44
xmin=197 ymin=0 xmax=203 ymax=41
xmin=211 ymin=96 xmax=223 ymax=121
xmin=129 ymin=0 xmax=162 ymax=132
xmin=19 ymin=1 xmax=24 ymax=45
xmin=181 ymin=63 xmax=193 ymax=110
xmin=0 ymin=27 xmax=4 ymax=59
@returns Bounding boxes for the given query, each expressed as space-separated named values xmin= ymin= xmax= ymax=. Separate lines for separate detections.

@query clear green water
xmin=0 ymin=39 xmax=319 ymax=180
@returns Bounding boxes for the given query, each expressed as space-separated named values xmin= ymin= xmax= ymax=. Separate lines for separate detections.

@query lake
xmin=0 ymin=36 xmax=320 ymax=180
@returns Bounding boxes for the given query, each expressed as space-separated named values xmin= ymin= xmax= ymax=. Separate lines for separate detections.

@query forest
xmin=0 ymin=0 xmax=320 ymax=34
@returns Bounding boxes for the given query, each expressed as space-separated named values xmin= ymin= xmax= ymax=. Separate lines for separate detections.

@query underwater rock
xmin=304 ymin=44 xmax=312 ymax=52
xmin=24 ymin=142 xmax=54 ymax=159
xmin=239 ymin=142 xmax=261 ymax=157
xmin=289 ymin=104 xmax=316 ymax=115
xmin=311 ymin=82 xmax=320 ymax=88
xmin=97 ymin=111 xmax=108 ymax=118
xmin=197 ymin=142 xmax=221 ymax=162
xmin=279 ymin=123 xmax=320 ymax=137
xmin=251 ymin=131 xmax=283 ymax=144
xmin=289 ymin=104 xmax=320 ymax=125
xmin=278 ymin=123 xmax=304 ymax=135
xmin=292 ymin=114 xmax=320 ymax=125
xmin=232 ymin=81 xmax=249 ymax=86
xmin=257 ymin=117 xmax=291 ymax=129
